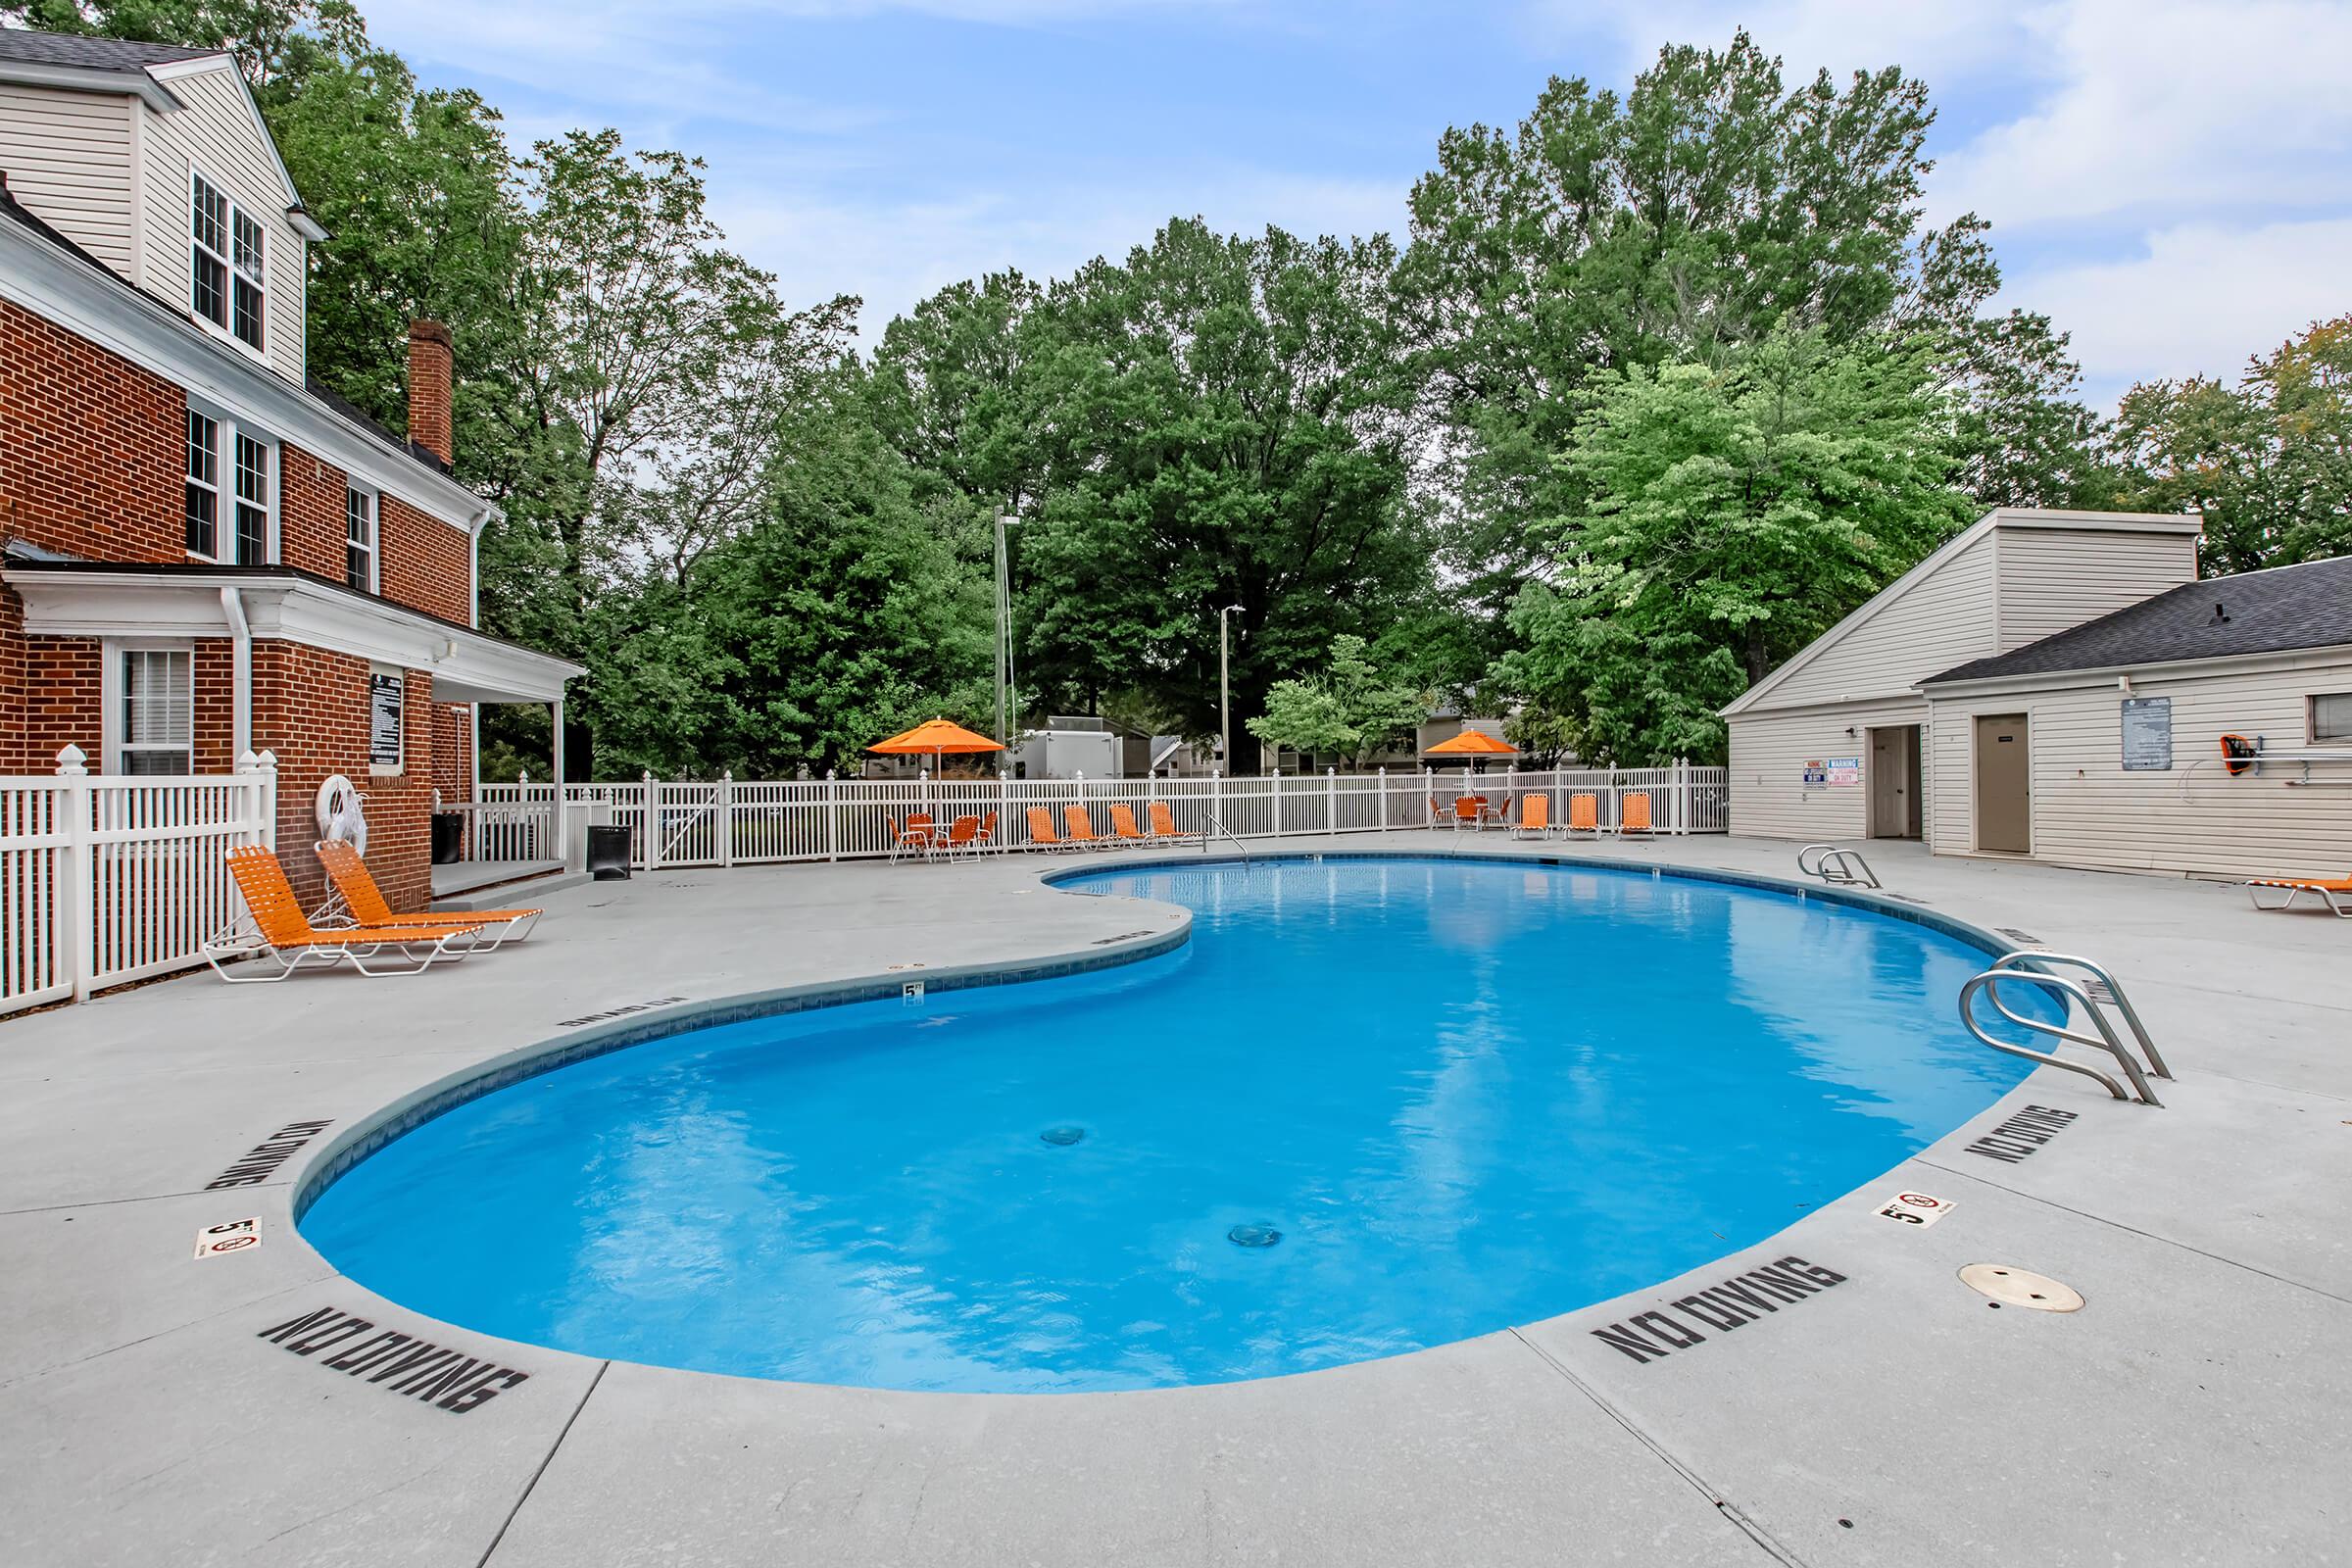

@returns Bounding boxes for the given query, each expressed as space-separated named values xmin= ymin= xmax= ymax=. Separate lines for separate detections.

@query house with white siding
xmin=1723 ymin=507 xmax=2352 ymax=881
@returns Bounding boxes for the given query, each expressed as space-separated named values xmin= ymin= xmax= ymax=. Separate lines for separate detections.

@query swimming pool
xmin=301 ymin=856 xmax=2035 ymax=1394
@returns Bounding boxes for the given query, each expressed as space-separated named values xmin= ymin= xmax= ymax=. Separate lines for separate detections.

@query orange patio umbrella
xmin=1423 ymin=729 xmax=1517 ymax=758
xmin=869 ymin=717 xmax=1004 ymax=775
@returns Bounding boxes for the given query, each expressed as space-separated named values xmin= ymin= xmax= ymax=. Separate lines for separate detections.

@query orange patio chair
xmin=937 ymin=814 xmax=984 ymax=858
xmin=204 ymin=846 xmax=490 ymax=982
xmin=1512 ymin=794 xmax=1552 ymax=839
xmin=1453 ymin=795 xmax=1484 ymax=828
xmin=1025 ymin=806 xmax=1068 ymax=852
xmin=1429 ymin=793 xmax=1449 ymax=829
xmin=1062 ymin=804 xmax=1105 ymax=850
xmin=1107 ymin=804 xmax=1150 ymax=844
xmin=888 ymin=812 xmax=936 ymax=862
xmin=1148 ymin=801 xmax=1199 ymax=843
xmin=1565 ymin=793 xmax=1600 ymax=837
xmin=2246 ymin=870 xmax=2352 ymax=917
xmin=1618 ymin=791 xmax=1655 ymax=838
xmin=316 ymin=838 xmax=541 ymax=950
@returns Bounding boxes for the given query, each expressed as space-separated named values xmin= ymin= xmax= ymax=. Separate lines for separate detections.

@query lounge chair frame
xmin=313 ymin=839 xmax=541 ymax=950
xmin=206 ymin=846 xmax=490 ymax=982
xmin=2246 ymin=879 xmax=2352 ymax=916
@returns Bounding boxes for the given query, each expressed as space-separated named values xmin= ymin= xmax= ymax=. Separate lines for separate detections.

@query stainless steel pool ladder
xmin=1958 ymin=951 xmax=2171 ymax=1106
xmin=1797 ymin=844 xmax=1881 ymax=889
xmin=1202 ymin=811 xmax=1250 ymax=864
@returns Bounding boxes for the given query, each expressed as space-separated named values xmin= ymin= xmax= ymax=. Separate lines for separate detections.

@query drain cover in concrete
xmin=1959 ymin=1263 xmax=2083 ymax=1311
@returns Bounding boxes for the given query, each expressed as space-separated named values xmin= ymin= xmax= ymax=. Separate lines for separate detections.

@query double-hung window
xmin=346 ymin=486 xmax=376 ymax=590
xmin=191 ymin=172 xmax=265 ymax=352
xmin=2315 ymin=693 xmax=2352 ymax=745
xmin=115 ymin=647 xmax=194 ymax=776
xmin=185 ymin=410 xmax=220 ymax=556
xmin=185 ymin=405 xmax=274 ymax=565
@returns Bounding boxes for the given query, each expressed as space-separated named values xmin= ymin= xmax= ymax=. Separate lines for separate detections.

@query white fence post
xmin=999 ymin=769 xmax=1011 ymax=850
xmin=1326 ymin=766 xmax=1337 ymax=837
xmin=1209 ymin=767 xmax=1221 ymax=834
xmin=1377 ymin=766 xmax=1388 ymax=831
xmin=642 ymin=769 xmax=661 ymax=871
xmin=1270 ymin=769 xmax=1283 ymax=837
xmin=720 ymin=770 xmax=735 ymax=867
xmin=825 ymin=769 xmax=839 ymax=861
xmin=254 ymin=748 xmax=277 ymax=851
xmin=55 ymin=746 xmax=92 ymax=1003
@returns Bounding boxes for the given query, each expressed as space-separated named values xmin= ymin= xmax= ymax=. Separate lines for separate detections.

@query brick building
xmin=0 ymin=28 xmax=581 ymax=910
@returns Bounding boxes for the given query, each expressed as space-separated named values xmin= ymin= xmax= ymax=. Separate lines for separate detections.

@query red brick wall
xmin=277 ymin=440 xmax=347 ymax=583
xmin=379 ymin=492 xmax=471 ymax=624
xmin=252 ymin=643 xmax=437 ymax=910
xmin=430 ymin=701 xmax=474 ymax=800
xmin=1 ymin=621 xmax=102 ymax=773
xmin=0 ymin=298 xmax=184 ymax=564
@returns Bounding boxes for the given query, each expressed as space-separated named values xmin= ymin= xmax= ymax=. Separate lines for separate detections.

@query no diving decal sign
xmin=1589 ymin=1255 xmax=1848 ymax=1364
xmin=193 ymin=1218 xmax=261 ymax=1259
xmin=257 ymin=1305 xmax=530 ymax=1415
xmin=206 ymin=1120 xmax=332 ymax=1190
xmin=1875 ymin=1191 xmax=1955 ymax=1228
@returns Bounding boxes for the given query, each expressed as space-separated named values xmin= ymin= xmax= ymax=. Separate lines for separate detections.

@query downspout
xmin=220 ymin=586 xmax=252 ymax=761
xmin=468 ymin=509 xmax=486 ymax=797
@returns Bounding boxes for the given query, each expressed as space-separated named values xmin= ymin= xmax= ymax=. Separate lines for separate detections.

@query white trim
xmin=0 ymin=59 xmax=183 ymax=113
xmin=0 ymin=213 xmax=491 ymax=531
xmin=1722 ymin=508 xmax=2207 ymax=719
xmin=6 ymin=566 xmax=585 ymax=705
xmin=145 ymin=56 xmax=311 ymax=220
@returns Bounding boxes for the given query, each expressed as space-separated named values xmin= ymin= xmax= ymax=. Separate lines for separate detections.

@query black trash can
xmin=430 ymin=811 xmax=465 ymax=865
xmin=586 ymin=824 xmax=633 ymax=880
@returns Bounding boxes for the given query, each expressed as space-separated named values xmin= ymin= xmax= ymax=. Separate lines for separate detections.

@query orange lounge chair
xmin=316 ymin=839 xmax=540 ymax=950
xmin=205 ymin=846 xmax=490 ymax=982
xmin=1025 ymin=806 xmax=1069 ymax=852
xmin=1107 ymin=804 xmax=1150 ymax=844
xmin=1062 ymin=804 xmax=1105 ymax=850
xmin=2246 ymin=871 xmax=2352 ymax=916
xmin=1565 ymin=793 xmax=1600 ymax=837
xmin=1617 ymin=792 xmax=1654 ymax=838
xmin=1512 ymin=794 xmax=1552 ymax=839
xmin=1148 ymin=802 xmax=1199 ymax=843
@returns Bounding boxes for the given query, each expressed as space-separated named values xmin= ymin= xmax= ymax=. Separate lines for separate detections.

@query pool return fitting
xmin=1797 ymin=844 xmax=1882 ymax=889
xmin=1958 ymin=952 xmax=2171 ymax=1106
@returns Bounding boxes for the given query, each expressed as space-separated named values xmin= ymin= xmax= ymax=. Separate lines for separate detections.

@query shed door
xmin=1973 ymin=714 xmax=2031 ymax=854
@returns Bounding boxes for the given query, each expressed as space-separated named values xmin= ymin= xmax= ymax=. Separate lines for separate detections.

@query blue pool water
xmin=301 ymin=857 xmax=2035 ymax=1393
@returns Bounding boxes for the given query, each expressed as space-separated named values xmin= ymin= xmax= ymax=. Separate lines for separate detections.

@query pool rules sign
xmin=368 ymin=671 xmax=404 ymax=771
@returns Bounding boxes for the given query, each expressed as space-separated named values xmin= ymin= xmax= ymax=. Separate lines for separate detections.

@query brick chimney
xmin=406 ymin=318 xmax=454 ymax=466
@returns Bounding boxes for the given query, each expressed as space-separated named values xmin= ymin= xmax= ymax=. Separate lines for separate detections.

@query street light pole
xmin=1218 ymin=603 xmax=1244 ymax=772
xmin=995 ymin=512 xmax=1018 ymax=746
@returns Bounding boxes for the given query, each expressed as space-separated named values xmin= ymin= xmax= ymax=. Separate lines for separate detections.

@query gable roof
xmin=0 ymin=28 xmax=221 ymax=69
xmin=1923 ymin=554 xmax=2352 ymax=687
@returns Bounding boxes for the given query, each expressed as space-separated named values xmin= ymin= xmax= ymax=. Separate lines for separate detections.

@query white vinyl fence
xmin=1 ymin=747 xmax=277 ymax=1016
xmin=460 ymin=762 xmax=1728 ymax=872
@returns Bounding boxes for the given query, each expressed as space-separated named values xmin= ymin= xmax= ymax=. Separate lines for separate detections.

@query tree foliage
xmin=1496 ymin=332 xmax=1973 ymax=764
xmin=1246 ymin=635 xmax=1428 ymax=766
xmin=2109 ymin=316 xmax=2352 ymax=574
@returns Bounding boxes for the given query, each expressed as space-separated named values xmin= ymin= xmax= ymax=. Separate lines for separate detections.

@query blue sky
xmin=364 ymin=0 xmax=2352 ymax=409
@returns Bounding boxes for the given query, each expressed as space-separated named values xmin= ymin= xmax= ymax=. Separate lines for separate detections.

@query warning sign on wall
xmin=1826 ymin=757 xmax=1861 ymax=787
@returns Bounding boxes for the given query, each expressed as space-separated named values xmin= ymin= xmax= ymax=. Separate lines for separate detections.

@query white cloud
xmin=2004 ymin=217 xmax=2352 ymax=403
xmin=1524 ymin=0 xmax=2036 ymax=87
xmin=1931 ymin=0 xmax=2352 ymax=228
xmin=713 ymin=171 xmax=1408 ymax=336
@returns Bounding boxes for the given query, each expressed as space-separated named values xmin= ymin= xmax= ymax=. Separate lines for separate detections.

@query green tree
xmin=1397 ymin=32 xmax=2099 ymax=624
xmin=1495 ymin=331 xmax=1973 ymax=764
xmin=3 ymin=0 xmax=368 ymax=96
xmin=2110 ymin=316 xmax=2352 ymax=574
xmin=1011 ymin=219 xmax=1431 ymax=764
xmin=1246 ymin=635 xmax=1428 ymax=766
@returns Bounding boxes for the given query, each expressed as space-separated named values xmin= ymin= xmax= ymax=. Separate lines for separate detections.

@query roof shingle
xmin=0 ymin=27 xmax=223 ymax=71
xmin=1924 ymin=555 xmax=2352 ymax=686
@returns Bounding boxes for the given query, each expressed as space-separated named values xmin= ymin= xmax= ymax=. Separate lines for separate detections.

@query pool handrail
xmin=1958 ymin=954 xmax=2166 ymax=1107
xmin=1797 ymin=843 xmax=1882 ymax=889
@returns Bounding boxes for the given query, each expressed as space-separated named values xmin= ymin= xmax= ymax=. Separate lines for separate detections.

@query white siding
xmin=1927 ymin=653 xmax=2352 ymax=879
xmin=1995 ymin=527 xmax=2199 ymax=652
xmin=136 ymin=66 xmax=304 ymax=383
xmin=1728 ymin=698 xmax=1929 ymax=840
xmin=1751 ymin=533 xmax=1998 ymax=711
xmin=0 ymin=83 xmax=136 ymax=274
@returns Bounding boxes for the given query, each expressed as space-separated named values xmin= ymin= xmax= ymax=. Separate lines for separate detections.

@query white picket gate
xmin=460 ymin=761 xmax=1728 ymax=872
xmin=1 ymin=748 xmax=277 ymax=1016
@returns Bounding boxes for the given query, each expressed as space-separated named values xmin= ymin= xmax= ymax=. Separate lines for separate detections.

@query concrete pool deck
xmin=2 ymin=833 xmax=2347 ymax=1566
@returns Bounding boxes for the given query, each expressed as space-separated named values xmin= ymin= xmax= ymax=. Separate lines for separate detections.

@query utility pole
xmin=995 ymin=512 xmax=1017 ymax=745
xmin=1219 ymin=604 xmax=1245 ymax=772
